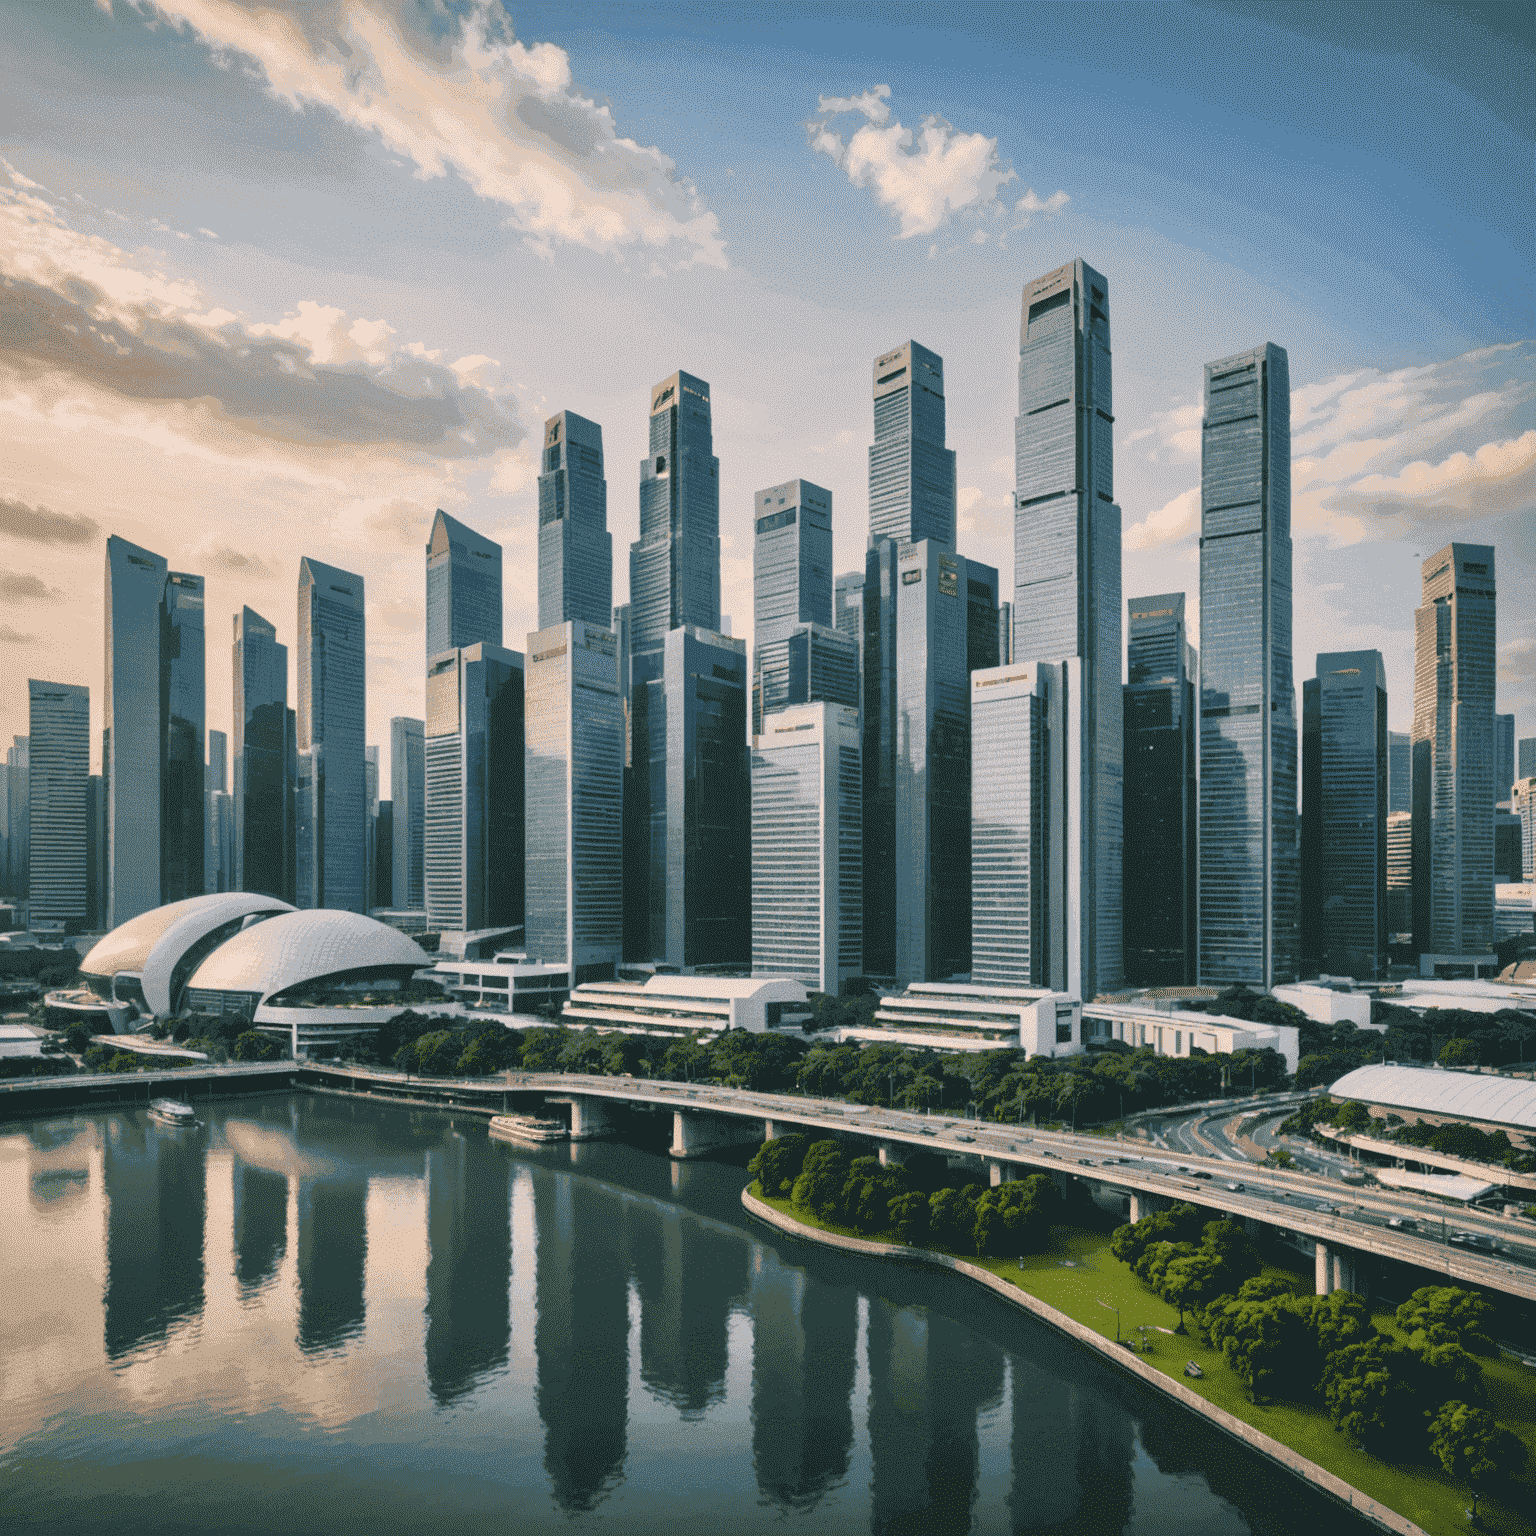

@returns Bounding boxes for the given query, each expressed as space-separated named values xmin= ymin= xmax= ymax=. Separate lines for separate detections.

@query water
xmin=0 ymin=1095 xmax=1370 ymax=1535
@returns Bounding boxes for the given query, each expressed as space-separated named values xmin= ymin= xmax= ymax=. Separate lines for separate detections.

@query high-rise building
xmin=1301 ymin=651 xmax=1388 ymax=980
xmin=207 ymin=731 xmax=227 ymax=796
xmin=104 ymin=536 xmax=167 ymax=927
xmin=365 ymin=745 xmax=380 ymax=910
xmin=161 ymin=571 xmax=205 ymax=904
xmin=1513 ymin=777 xmax=1535 ymax=881
xmin=1388 ymin=730 xmax=1411 ymax=816
xmin=233 ymin=607 xmax=291 ymax=902
xmin=5 ymin=737 xmax=27 ymax=900
xmin=525 ymin=619 xmax=624 ymax=982
xmin=751 ymin=702 xmax=861 ymax=993
xmin=87 ymin=772 xmax=105 ymax=928
xmin=1411 ymin=543 xmax=1496 ymax=957
xmin=1197 ymin=342 xmax=1296 ymax=988
xmin=868 ymin=341 xmax=955 ymax=547
xmin=833 ymin=570 xmax=865 ymax=713
xmin=1495 ymin=807 xmax=1523 ymax=884
xmin=1496 ymin=713 xmax=1515 ymax=804
xmin=205 ymin=728 xmax=227 ymax=894
xmin=1520 ymin=737 xmax=1536 ymax=782
xmin=425 ymin=643 xmax=524 ymax=933
xmin=426 ymin=509 xmax=502 ymax=659
xmin=27 ymin=679 xmax=89 ymax=930
xmin=297 ymin=558 xmax=367 ymax=913
xmin=538 ymin=411 xmax=612 ymax=630
xmin=374 ymin=801 xmax=394 ymax=909
xmin=1012 ymin=261 xmax=1124 ymax=999
xmin=390 ymin=717 xmax=425 ymax=912
xmin=1387 ymin=810 xmax=1413 ymax=938
xmin=997 ymin=601 xmax=1013 ymax=666
xmin=1122 ymin=594 xmax=1197 ymax=985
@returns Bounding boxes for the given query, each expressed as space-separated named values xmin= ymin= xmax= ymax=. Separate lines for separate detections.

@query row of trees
xmin=1281 ymin=1095 xmax=1536 ymax=1173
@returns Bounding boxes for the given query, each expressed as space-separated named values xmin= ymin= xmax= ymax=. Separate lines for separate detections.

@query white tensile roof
xmin=1329 ymin=1062 xmax=1536 ymax=1132
xmin=80 ymin=892 xmax=296 ymax=981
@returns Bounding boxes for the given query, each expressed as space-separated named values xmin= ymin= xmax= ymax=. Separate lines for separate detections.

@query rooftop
xmin=1329 ymin=1062 xmax=1536 ymax=1133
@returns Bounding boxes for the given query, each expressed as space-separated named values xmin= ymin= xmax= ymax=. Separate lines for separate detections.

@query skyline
xmin=1 ymin=1 xmax=1532 ymax=799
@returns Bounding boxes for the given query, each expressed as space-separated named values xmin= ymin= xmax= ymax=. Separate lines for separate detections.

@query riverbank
xmin=743 ymin=1187 xmax=1536 ymax=1536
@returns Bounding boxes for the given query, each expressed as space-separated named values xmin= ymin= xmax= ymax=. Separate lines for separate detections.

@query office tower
xmin=997 ymin=601 xmax=1012 ymax=666
xmin=5 ymin=738 xmax=27 ymax=900
xmin=204 ymin=730 xmax=226 ymax=894
xmin=27 ymin=679 xmax=89 ymax=929
xmin=525 ymin=619 xmax=624 ymax=982
xmin=1496 ymin=713 xmax=1515 ymax=804
xmin=87 ymin=773 xmax=105 ymax=928
xmin=611 ymin=603 xmax=632 ymax=768
xmin=1520 ymin=737 xmax=1536 ymax=782
xmin=1122 ymin=594 xmax=1197 ymax=985
xmin=1012 ymin=262 xmax=1123 ymax=999
xmin=425 ymin=509 xmax=502 ymax=659
xmin=365 ymin=745 xmax=380 ymax=909
xmin=390 ymin=717 xmax=425 ymax=911
xmin=0 ymin=769 xmax=7 ymax=896
xmin=425 ymin=643 xmax=524 ymax=932
xmin=868 ymin=341 xmax=955 ymax=546
xmin=1387 ymin=810 xmax=1413 ymax=938
xmin=104 ymin=536 xmax=167 ymax=926
xmin=1411 ymin=543 xmax=1496 ymax=957
xmin=970 ymin=664 xmax=1051 ymax=985
xmin=1513 ymin=777 xmax=1535 ymax=881
xmin=1197 ymin=342 xmax=1297 ymax=988
xmin=374 ymin=802 xmax=393 ymax=909
xmin=833 ymin=571 xmax=865 ymax=712
xmin=751 ymin=702 xmax=861 ymax=993
xmin=296 ymin=558 xmax=367 ymax=913
xmin=207 ymin=731 xmax=227 ymax=796
xmin=1495 ymin=808 xmax=1522 ymax=883
xmin=1388 ymin=730 xmax=1411 ymax=816
xmin=233 ymin=607 xmax=291 ymax=902
xmin=538 ymin=411 xmax=612 ymax=630
xmin=1301 ymin=651 xmax=1388 ymax=980
xmin=161 ymin=571 xmax=205 ymax=904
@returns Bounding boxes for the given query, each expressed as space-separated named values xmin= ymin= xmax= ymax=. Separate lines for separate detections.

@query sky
xmin=1 ymin=0 xmax=1531 ymax=799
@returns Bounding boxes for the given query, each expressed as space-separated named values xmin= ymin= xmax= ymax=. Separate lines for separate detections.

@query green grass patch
xmin=752 ymin=1186 xmax=1536 ymax=1536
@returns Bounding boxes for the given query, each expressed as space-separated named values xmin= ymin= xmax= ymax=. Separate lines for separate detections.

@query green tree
xmin=972 ymin=1174 xmax=1058 ymax=1257
xmin=889 ymin=1189 xmax=931 ymax=1246
xmin=1332 ymin=1099 xmax=1373 ymax=1133
xmin=791 ymin=1139 xmax=851 ymax=1222
xmin=1395 ymin=1286 xmax=1496 ymax=1356
xmin=840 ymin=1156 xmax=907 ymax=1235
xmin=748 ymin=1134 xmax=810 ymax=1197
xmin=519 ymin=1027 xmax=566 ymax=1072
xmin=231 ymin=1030 xmax=281 ymax=1062
xmin=1110 ymin=1201 xmax=1204 ymax=1270
xmin=1426 ymin=1400 xmax=1527 ymax=1521
xmin=1438 ymin=1036 xmax=1480 ymax=1066
xmin=927 ymin=1185 xmax=982 ymax=1252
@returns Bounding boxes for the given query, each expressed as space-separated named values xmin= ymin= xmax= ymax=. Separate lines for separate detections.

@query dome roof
xmin=185 ymin=909 xmax=432 ymax=1003
xmin=80 ymin=892 xmax=296 ymax=1014
xmin=1329 ymin=1062 xmax=1536 ymax=1133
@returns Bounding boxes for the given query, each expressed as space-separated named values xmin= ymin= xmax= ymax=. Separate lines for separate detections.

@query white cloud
xmin=1349 ymin=429 xmax=1536 ymax=507
xmin=1128 ymin=401 xmax=1201 ymax=462
xmin=127 ymin=0 xmax=725 ymax=269
xmin=1014 ymin=187 xmax=1069 ymax=222
xmin=814 ymin=85 xmax=890 ymax=124
xmin=1501 ymin=635 xmax=1536 ymax=686
xmin=958 ymin=484 xmax=1010 ymax=536
xmin=1125 ymin=486 xmax=1199 ymax=551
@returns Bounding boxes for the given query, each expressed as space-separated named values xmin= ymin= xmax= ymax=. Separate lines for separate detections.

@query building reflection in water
xmin=1009 ymin=1360 xmax=1134 ymax=1533
xmin=102 ymin=1118 xmax=207 ymax=1360
xmin=424 ymin=1131 xmax=511 ymax=1404
xmin=296 ymin=1172 xmax=367 ymax=1353
xmin=232 ymin=1158 xmax=288 ymax=1296
xmin=26 ymin=1121 xmax=94 ymax=1212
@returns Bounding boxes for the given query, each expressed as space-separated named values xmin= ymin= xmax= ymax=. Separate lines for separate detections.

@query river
xmin=0 ymin=1093 xmax=1373 ymax=1534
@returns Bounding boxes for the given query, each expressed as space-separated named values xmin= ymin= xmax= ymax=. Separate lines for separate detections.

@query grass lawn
xmin=752 ymin=1186 xmax=1536 ymax=1536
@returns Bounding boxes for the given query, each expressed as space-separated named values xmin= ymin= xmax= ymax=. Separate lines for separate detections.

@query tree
xmin=1395 ymin=1286 xmax=1496 ymax=1356
xmin=1426 ymin=1400 xmax=1526 ymax=1521
xmin=889 ymin=1189 xmax=931 ymax=1246
xmin=749 ymin=1134 xmax=810 ymax=1197
xmin=927 ymin=1185 xmax=982 ymax=1252
xmin=840 ymin=1156 xmax=906 ymax=1235
xmin=1332 ymin=1099 xmax=1373 ymax=1133
xmin=1438 ymin=1036 xmax=1480 ymax=1066
xmin=1110 ymin=1201 xmax=1204 ymax=1270
xmin=232 ymin=1030 xmax=281 ymax=1062
xmin=972 ymin=1174 xmax=1058 ymax=1258
xmin=1205 ymin=1287 xmax=1317 ymax=1402
xmin=1322 ymin=1336 xmax=1428 ymax=1455
xmin=791 ymin=1140 xmax=851 ymax=1223
xmin=519 ymin=1027 xmax=566 ymax=1072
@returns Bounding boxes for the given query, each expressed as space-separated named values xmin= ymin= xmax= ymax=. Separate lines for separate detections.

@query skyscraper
xmin=161 ymin=571 xmax=205 ymax=904
xmin=525 ymin=619 xmax=624 ymax=982
xmin=1520 ymin=737 xmax=1536 ymax=782
xmin=390 ymin=717 xmax=425 ymax=911
xmin=868 ymin=341 xmax=954 ymax=547
xmin=538 ymin=411 xmax=612 ymax=630
xmin=233 ymin=607 xmax=290 ymax=902
xmin=425 ymin=643 xmax=524 ymax=933
xmin=1197 ymin=342 xmax=1296 ymax=988
xmin=1388 ymin=730 xmax=1411 ymax=816
xmin=1301 ymin=651 xmax=1388 ymax=980
xmin=297 ymin=557 xmax=366 ymax=913
xmin=833 ymin=571 xmax=865 ymax=712
xmin=426 ymin=509 xmax=502 ymax=658
xmin=1122 ymin=594 xmax=1197 ymax=985
xmin=27 ymin=679 xmax=89 ymax=930
xmin=365 ymin=744 xmax=380 ymax=910
xmin=751 ymin=702 xmax=861 ymax=993
xmin=1496 ymin=712 xmax=1515 ymax=804
xmin=1387 ymin=810 xmax=1413 ymax=938
xmin=205 ymin=728 xmax=227 ymax=894
xmin=5 ymin=737 xmax=27 ymax=900
xmin=1012 ymin=261 xmax=1123 ymax=998
xmin=1412 ymin=543 xmax=1497 ymax=956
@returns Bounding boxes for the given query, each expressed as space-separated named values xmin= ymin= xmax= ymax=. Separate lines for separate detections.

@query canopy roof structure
xmin=1329 ymin=1062 xmax=1536 ymax=1133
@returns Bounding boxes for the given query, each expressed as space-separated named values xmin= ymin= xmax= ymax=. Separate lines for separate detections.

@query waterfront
xmin=0 ymin=1095 xmax=1372 ymax=1534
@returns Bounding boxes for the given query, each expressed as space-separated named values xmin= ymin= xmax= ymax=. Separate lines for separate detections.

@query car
xmin=1449 ymin=1232 xmax=1496 ymax=1251
xmin=1387 ymin=1216 xmax=1417 ymax=1230
xmin=1040 ymin=1150 xmax=1058 ymax=1159
xmin=918 ymin=1127 xmax=938 ymax=1137
xmin=1192 ymin=1170 xmax=1213 ymax=1180
xmin=954 ymin=1134 xmax=975 ymax=1144
xmin=1225 ymin=1181 xmax=1245 ymax=1192
xmin=1077 ymin=1157 xmax=1095 ymax=1166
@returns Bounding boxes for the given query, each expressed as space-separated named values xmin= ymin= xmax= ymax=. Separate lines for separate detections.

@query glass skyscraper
xmin=27 ymin=678 xmax=89 ymax=929
xmin=1122 ymin=594 xmax=1197 ymax=985
xmin=868 ymin=341 xmax=954 ymax=547
xmin=1496 ymin=712 xmax=1515 ymax=804
xmin=390 ymin=717 xmax=425 ymax=911
xmin=160 ymin=571 xmax=205 ymax=904
xmin=1388 ymin=730 xmax=1411 ymax=816
xmin=233 ymin=606 xmax=290 ymax=902
xmin=751 ymin=702 xmax=862 ymax=993
xmin=1012 ymin=261 xmax=1123 ymax=1000
xmin=426 ymin=510 xmax=503 ymax=659
xmin=833 ymin=571 xmax=865 ymax=713
xmin=524 ymin=620 xmax=624 ymax=981
xmin=538 ymin=411 xmax=612 ymax=631
xmin=1301 ymin=650 xmax=1388 ymax=980
xmin=297 ymin=557 xmax=367 ymax=914
xmin=5 ymin=738 xmax=26 ymax=901
xmin=1411 ymin=543 xmax=1496 ymax=956
xmin=1197 ymin=342 xmax=1296 ymax=988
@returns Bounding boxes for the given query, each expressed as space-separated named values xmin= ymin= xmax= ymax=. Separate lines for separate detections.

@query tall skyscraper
xmin=5 ymin=737 xmax=27 ymax=900
xmin=233 ymin=607 xmax=291 ymax=902
xmin=390 ymin=717 xmax=425 ymax=911
xmin=868 ymin=341 xmax=954 ymax=547
xmin=205 ymin=728 xmax=227 ymax=894
xmin=525 ymin=619 xmax=624 ymax=981
xmin=1412 ymin=543 xmax=1496 ymax=958
xmin=1496 ymin=712 xmax=1515 ymax=804
xmin=207 ymin=731 xmax=227 ymax=796
xmin=1122 ymin=594 xmax=1197 ymax=985
xmin=1520 ymin=737 xmax=1536 ymax=782
xmin=161 ymin=571 xmax=205 ymax=904
xmin=1388 ymin=729 xmax=1411 ymax=816
xmin=27 ymin=679 xmax=89 ymax=930
xmin=365 ymin=745 xmax=380 ymax=910
xmin=1012 ymin=261 xmax=1123 ymax=998
xmin=1301 ymin=651 xmax=1388 ymax=980
xmin=751 ymin=702 xmax=861 ymax=993
xmin=1513 ymin=777 xmax=1535 ymax=881
xmin=425 ymin=643 xmax=524 ymax=932
xmin=833 ymin=571 xmax=865 ymax=713
xmin=538 ymin=411 xmax=612 ymax=630
xmin=374 ymin=801 xmax=394 ymax=909
xmin=297 ymin=557 xmax=366 ymax=913
xmin=87 ymin=772 xmax=105 ymax=928
xmin=1197 ymin=342 xmax=1296 ymax=988
xmin=1387 ymin=810 xmax=1413 ymax=938
xmin=426 ymin=509 xmax=502 ymax=659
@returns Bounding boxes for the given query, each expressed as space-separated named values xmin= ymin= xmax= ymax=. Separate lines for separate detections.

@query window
xmin=1056 ymin=1018 xmax=1073 ymax=1044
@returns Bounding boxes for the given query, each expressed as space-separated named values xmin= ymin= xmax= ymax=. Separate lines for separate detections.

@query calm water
xmin=0 ymin=1095 xmax=1370 ymax=1535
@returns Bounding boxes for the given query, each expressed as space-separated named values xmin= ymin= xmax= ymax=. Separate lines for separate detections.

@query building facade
xmin=1197 ymin=342 xmax=1297 ymax=987
xmin=27 ymin=679 xmax=89 ymax=929
xmin=161 ymin=570 xmax=206 ymax=904
xmin=833 ymin=570 xmax=865 ymax=713
xmin=752 ymin=478 xmax=838 ymax=730
xmin=1496 ymin=713 xmax=1515 ymax=806
xmin=1388 ymin=730 xmax=1411 ymax=816
xmin=1122 ymin=594 xmax=1197 ymax=985
xmin=390 ymin=717 xmax=425 ymax=911
xmin=751 ymin=702 xmax=861 ymax=994
xmin=1513 ymin=778 xmax=1535 ymax=881
xmin=537 ymin=411 xmax=612 ymax=631
xmin=1387 ymin=810 xmax=1413 ymax=938
xmin=1012 ymin=261 xmax=1123 ymax=1000
xmin=425 ymin=509 xmax=502 ymax=659
xmin=867 ymin=341 xmax=954 ymax=547
xmin=233 ymin=606 xmax=291 ymax=902
xmin=1301 ymin=650 xmax=1388 ymax=980
xmin=1411 ymin=543 xmax=1496 ymax=956
xmin=6 ymin=738 xmax=27 ymax=901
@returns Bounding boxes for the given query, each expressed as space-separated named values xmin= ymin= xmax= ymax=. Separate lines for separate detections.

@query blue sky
xmin=1 ymin=0 xmax=1531 ymax=792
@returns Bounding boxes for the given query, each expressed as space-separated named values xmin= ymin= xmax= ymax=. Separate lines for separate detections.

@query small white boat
xmin=488 ymin=1113 xmax=569 ymax=1145
xmin=148 ymin=1098 xmax=199 ymax=1129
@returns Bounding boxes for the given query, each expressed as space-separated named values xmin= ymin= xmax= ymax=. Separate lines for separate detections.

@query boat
xmin=488 ymin=1113 xmax=569 ymax=1145
xmin=148 ymin=1098 xmax=200 ymax=1129
xmin=1184 ymin=1360 xmax=1204 ymax=1379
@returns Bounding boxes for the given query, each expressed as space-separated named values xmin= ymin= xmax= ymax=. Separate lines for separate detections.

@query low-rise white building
xmin=866 ymin=983 xmax=1082 ymax=1056
xmin=0 ymin=1021 xmax=44 ymax=1058
xmin=1376 ymin=974 xmax=1536 ymax=1017
xmin=430 ymin=953 xmax=572 ymax=1016
xmin=561 ymin=974 xmax=813 ymax=1037
xmin=1272 ymin=982 xmax=1376 ymax=1031
xmin=1081 ymin=1002 xmax=1301 ymax=1075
